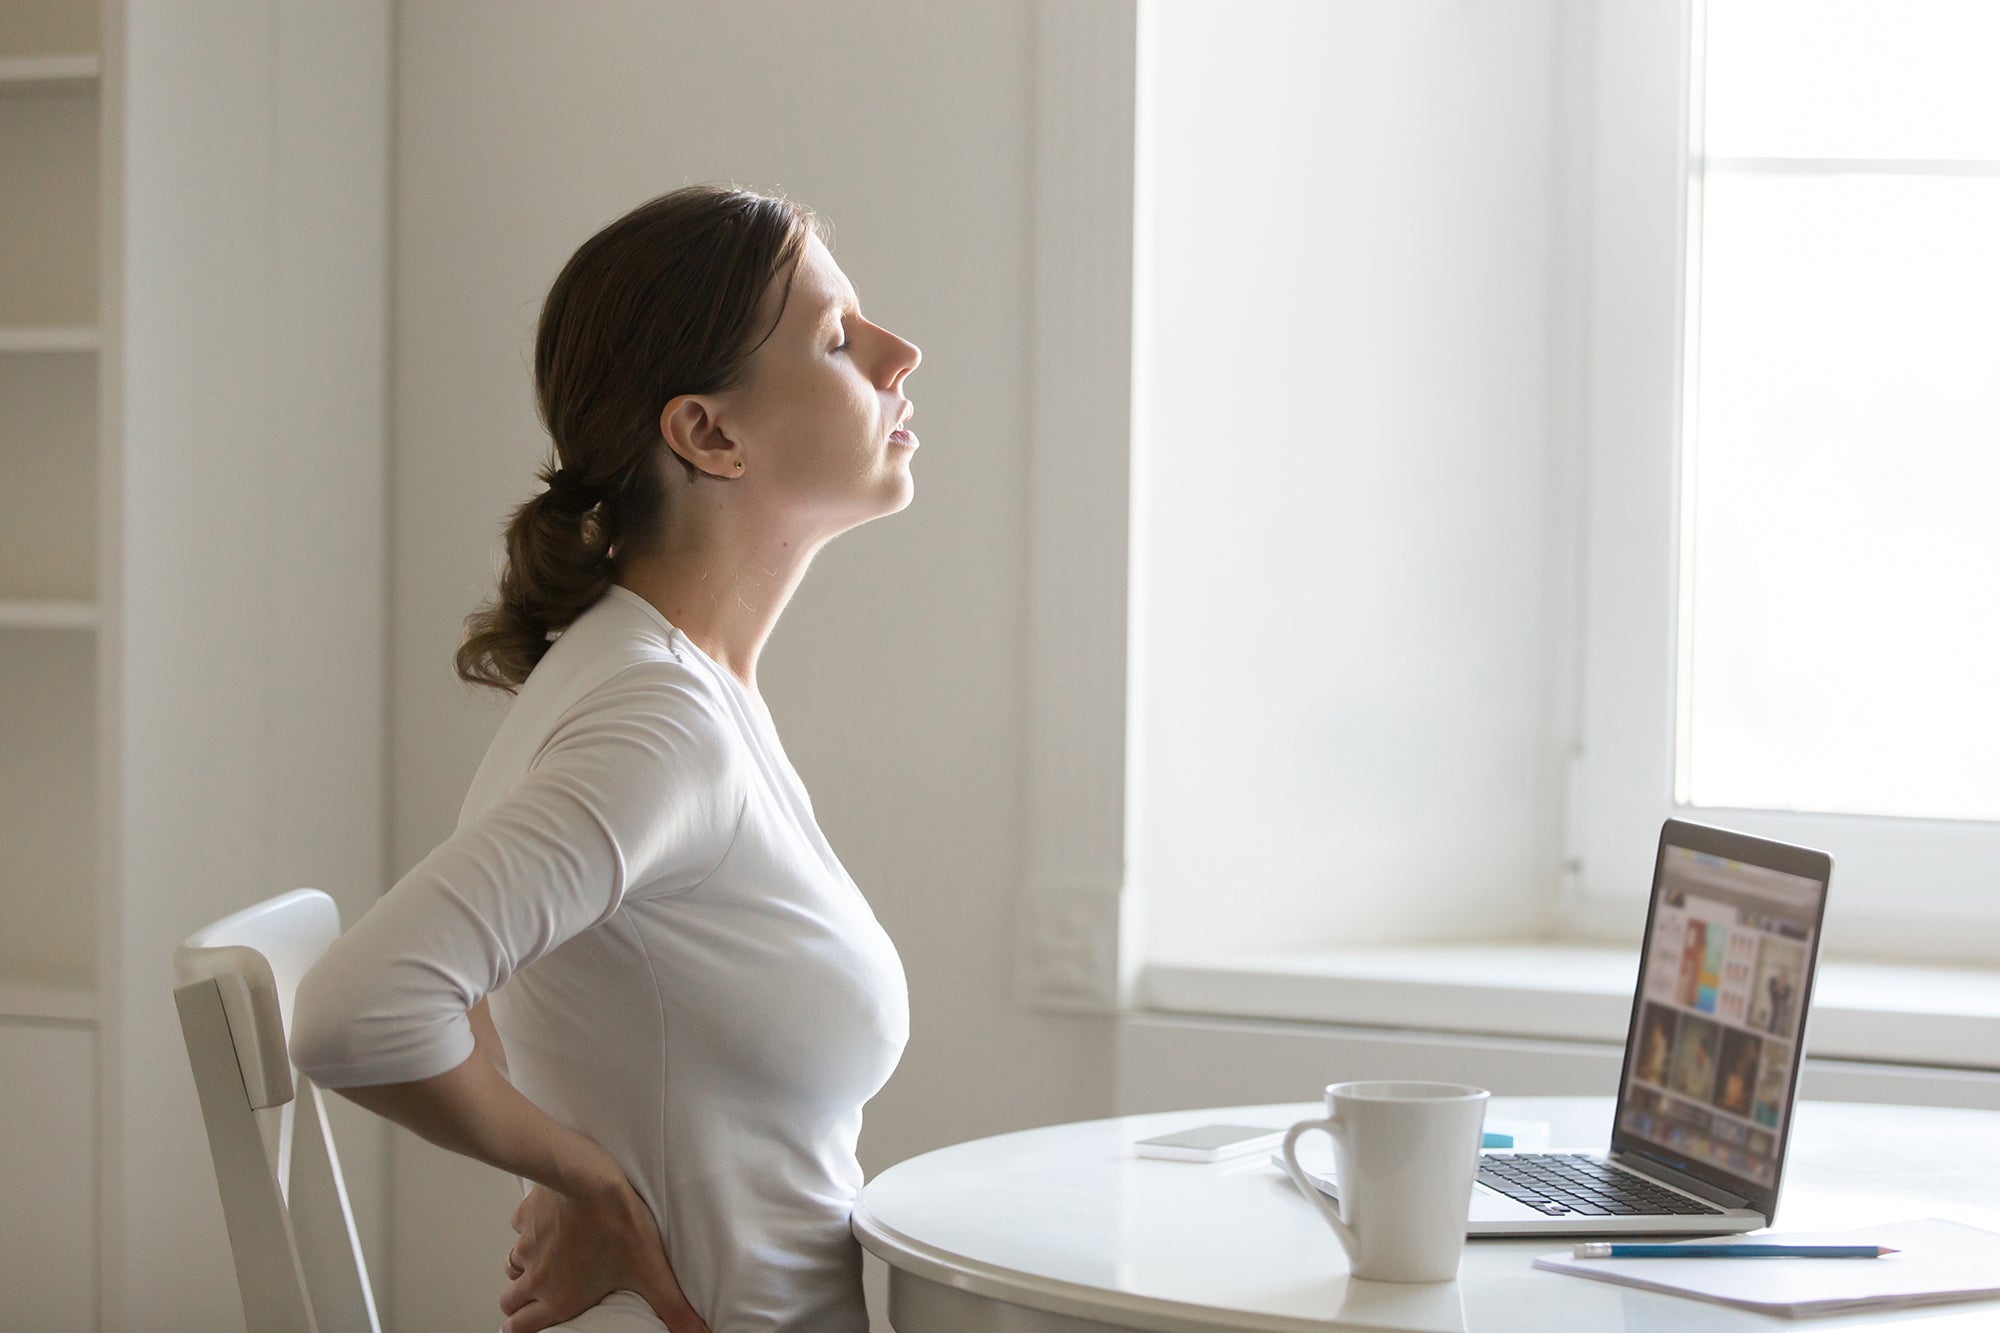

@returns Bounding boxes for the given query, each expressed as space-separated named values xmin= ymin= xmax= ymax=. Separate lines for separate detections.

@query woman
xmin=290 ymin=184 xmax=921 ymax=1332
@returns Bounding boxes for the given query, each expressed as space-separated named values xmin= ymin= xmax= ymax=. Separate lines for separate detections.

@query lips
xmin=889 ymin=428 xmax=918 ymax=449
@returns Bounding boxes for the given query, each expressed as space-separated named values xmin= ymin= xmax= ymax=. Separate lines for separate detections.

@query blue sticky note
xmin=1482 ymin=1131 xmax=1514 ymax=1148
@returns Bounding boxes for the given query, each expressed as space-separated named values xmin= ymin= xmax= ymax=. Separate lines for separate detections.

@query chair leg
xmin=288 ymin=1083 xmax=383 ymax=1332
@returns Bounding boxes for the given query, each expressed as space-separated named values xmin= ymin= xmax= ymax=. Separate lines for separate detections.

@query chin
xmin=826 ymin=473 xmax=914 ymax=538
xmin=872 ymin=463 xmax=916 ymax=518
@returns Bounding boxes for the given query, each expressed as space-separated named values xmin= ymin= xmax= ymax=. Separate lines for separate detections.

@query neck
xmin=614 ymin=523 xmax=823 ymax=694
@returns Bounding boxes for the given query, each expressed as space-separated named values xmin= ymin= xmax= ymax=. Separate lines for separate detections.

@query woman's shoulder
xmin=487 ymin=592 xmax=747 ymax=781
xmin=458 ymin=594 xmax=749 ymax=844
xmin=525 ymin=588 xmax=732 ymax=718
xmin=535 ymin=627 xmax=744 ymax=756
xmin=531 ymin=650 xmax=754 ymax=891
xmin=565 ymin=654 xmax=739 ymax=741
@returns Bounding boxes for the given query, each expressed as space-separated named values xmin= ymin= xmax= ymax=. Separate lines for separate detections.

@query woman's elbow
xmin=287 ymin=959 xmax=358 ymax=1086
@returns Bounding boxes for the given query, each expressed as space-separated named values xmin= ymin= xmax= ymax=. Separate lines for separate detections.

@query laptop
xmin=1287 ymin=818 xmax=1833 ymax=1235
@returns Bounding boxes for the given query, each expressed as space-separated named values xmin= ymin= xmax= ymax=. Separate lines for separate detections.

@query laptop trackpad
xmin=1288 ymin=1158 xmax=1547 ymax=1224
xmin=1470 ymin=1186 xmax=1547 ymax=1223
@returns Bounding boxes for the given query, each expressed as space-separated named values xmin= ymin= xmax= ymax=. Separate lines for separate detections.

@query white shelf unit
xmin=0 ymin=628 xmax=97 ymax=987
xmin=0 ymin=84 xmax=97 ymax=328
xmin=0 ymin=48 xmax=99 ymax=994
xmin=0 ymin=976 xmax=96 ymax=1023
xmin=0 ymin=52 xmax=100 ymax=94
xmin=0 ymin=0 xmax=98 ymax=61
xmin=0 ymin=598 xmax=98 ymax=628
xmin=0 ymin=350 xmax=98 ymax=605
xmin=4 ymin=1 xmax=393 ymax=1323
xmin=0 ymin=1 xmax=101 ymax=1326
xmin=0 ymin=325 xmax=98 ymax=351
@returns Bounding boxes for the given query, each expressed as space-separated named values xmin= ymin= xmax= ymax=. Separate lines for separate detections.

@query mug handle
xmin=1281 ymin=1116 xmax=1357 ymax=1259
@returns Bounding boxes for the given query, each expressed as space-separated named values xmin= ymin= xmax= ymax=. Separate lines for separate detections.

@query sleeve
xmin=289 ymin=660 xmax=750 ymax=1089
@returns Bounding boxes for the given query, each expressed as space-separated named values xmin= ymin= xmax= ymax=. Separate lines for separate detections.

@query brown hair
xmin=456 ymin=185 xmax=825 ymax=694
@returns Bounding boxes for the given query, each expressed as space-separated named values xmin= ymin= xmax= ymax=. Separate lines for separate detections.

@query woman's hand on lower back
xmin=499 ymin=1177 xmax=709 ymax=1333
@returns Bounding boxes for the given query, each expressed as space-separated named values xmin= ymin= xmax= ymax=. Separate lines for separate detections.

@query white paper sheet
xmin=1532 ymin=1218 xmax=2000 ymax=1318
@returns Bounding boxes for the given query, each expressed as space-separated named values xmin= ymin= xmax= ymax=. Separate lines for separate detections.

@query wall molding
xmin=1113 ymin=1011 xmax=2000 ymax=1118
xmin=1018 ymin=0 xmax=1142 ymax=1014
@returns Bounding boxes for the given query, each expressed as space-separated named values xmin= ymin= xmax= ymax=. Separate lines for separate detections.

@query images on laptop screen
xmin=1619 ymin=842 xmax=1824 ymax=1189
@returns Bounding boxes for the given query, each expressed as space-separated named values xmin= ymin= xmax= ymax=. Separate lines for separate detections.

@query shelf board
xmin=0 ymin=599 xmax=97 ymax=630
xmin=0 ymin=977 xmax=95 ymax=1025
xmin=0 ymin=54 xmax=100 ymax=96
xmin=0 ymin=326 xmax=97 ymax=353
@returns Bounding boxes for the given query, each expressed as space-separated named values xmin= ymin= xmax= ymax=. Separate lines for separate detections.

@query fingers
xmin=631 ymin=1243 xmax=701 ymax=1329
xmin=500 ymin=1299 xmax=557 ymax=1333
xmin=499 ymin=1271 xmax=536 ymax=1317
xmin=637 ymin=1282 xmax=709 ymax=1333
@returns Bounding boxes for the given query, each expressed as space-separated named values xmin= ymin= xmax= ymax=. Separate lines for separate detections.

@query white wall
xmin=1136 ymin=0 xmax=1567 ymax=958
xmin=388 ymin=4 xmax=1115 ymax=1326
xmin=1115 ymin=1014 xmax=2000 ymax=1117
xmin=107 ymin=0 xmax=391 ymax=1325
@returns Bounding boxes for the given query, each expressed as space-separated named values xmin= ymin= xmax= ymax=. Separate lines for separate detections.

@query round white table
xmin=853 ymin=1097 xmax=2000 ymax=1332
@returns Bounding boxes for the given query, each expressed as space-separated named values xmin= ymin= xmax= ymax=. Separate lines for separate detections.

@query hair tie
xmin=547 ymin=468 xmax=593 ymax=502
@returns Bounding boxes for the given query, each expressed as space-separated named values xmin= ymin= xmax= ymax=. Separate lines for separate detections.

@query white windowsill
xmin=1141 ymin=944 xmax=2000 ymax=1072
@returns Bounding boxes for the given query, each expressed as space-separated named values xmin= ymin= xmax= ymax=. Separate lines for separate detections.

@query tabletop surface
xmin=853 ymin=1097 xmax=2000 ymax=1332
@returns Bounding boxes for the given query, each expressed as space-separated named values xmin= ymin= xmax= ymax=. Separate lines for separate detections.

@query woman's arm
xmin=289 ymin=664 xmax=742 ymax=1330
xmin=470 ymin=996 xmax=508 ymax=1079
xmin=331 ymin=1037 xmax=705 ymax=1333
xmin=331 ymin=1041 xmax=596 ymax=1197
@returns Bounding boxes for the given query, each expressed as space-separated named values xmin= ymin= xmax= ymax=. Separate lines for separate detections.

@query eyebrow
xmin=819 ymin=290 xmax=861 ymax=328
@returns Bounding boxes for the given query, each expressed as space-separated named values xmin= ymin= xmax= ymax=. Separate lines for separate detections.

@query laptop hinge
xmin=1609 ymin=1150 xmax=1753 ymax=1212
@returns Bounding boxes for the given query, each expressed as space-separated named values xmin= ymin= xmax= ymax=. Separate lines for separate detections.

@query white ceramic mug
xmin=1280 ymin=1080 xmax=1490 ymax=1283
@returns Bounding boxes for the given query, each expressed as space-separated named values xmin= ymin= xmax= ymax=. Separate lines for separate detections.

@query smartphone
xmin=1133 ymin=1123 xmax=1286 ymax=1163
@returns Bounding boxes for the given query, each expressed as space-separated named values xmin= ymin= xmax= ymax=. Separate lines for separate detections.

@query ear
xmin=660 ymin=395 xmax=743 ymax=478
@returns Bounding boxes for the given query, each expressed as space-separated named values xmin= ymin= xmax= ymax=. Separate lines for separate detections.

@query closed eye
xmin=831 ymin=303 xmax=859 ymax=354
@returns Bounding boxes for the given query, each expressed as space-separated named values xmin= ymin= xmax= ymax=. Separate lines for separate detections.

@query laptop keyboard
xmin=1477 ymin=1153 xmax=1724 ymax=1217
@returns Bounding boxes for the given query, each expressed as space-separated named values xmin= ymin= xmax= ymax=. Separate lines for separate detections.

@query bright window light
xmin=1703 ymin=0 xmax=2000 ymax=160
xmin=1680 ymin=0 xmax=2000 ymax=822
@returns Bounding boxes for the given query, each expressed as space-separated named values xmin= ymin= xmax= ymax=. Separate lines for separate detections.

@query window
xmin=1572 ymin=0 xmax=2000 ymax=956
xmin=1133 ymin=0 xmax=1565 ymax=963
xmin=1680 ymin=0 xmax=2000 ymax=823
xmin=1021 ymin=1 xmax=2000 ymax=1022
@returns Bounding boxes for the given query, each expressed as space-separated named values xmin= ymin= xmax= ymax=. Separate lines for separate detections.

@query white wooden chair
xmin=174 ymin=889 xmax=382 ymax=1333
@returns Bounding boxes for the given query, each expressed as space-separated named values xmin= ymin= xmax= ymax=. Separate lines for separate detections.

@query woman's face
xmin=720 ymin=233 xmax=923 ymax=537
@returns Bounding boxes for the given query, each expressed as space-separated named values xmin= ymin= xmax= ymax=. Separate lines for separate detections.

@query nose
xmin=881 ymin=327 xmax=920 ymax=391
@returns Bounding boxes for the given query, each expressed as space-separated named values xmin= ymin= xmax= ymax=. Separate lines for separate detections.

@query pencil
xmin=1572 ymin=1242 xmax=1898 ymax=1259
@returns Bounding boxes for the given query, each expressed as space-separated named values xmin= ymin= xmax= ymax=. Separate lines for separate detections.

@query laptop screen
xmin=1613 ymin=823 xmax=1831 ymax=1208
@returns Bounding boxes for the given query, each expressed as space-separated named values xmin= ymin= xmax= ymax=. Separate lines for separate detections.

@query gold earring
xmin=734 ymin=459 xmax=744 ymax=471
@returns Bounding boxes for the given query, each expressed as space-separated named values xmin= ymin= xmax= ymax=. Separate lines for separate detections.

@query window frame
xmin=1015 ymin=0 xmax=1146 ymax=1015
xmin=1563 ymin=0 xmax=2000 ymax=962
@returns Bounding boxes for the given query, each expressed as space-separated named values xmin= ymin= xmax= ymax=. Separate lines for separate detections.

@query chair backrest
xmin=174 ymin=889 xmax=381 ymax=1333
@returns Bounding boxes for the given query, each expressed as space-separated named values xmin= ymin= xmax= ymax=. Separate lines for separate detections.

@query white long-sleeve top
xmin=291 ymin=582 xmax=909 ymax=1332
